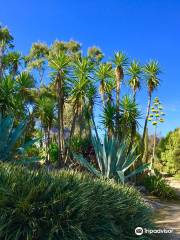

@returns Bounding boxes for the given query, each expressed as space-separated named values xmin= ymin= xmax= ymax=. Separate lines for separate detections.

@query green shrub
xmin=49 ymin=142 xmax=58 ymax=162
xmin=70 ymin=135 xmax=91 ymax=154
xmin=143 ymin=175 xmax=177 ymax=200
xmin=0 ymin=163 xmax=153 ymax=240
xmin=174 ymin=172 xmax=180 ymax=180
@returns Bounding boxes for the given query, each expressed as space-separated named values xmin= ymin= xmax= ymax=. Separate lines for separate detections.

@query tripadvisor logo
xmin=135 ymin=227 xmax=143 ymax=235
xmin=135 ymin=227 xmax=173 ymax=235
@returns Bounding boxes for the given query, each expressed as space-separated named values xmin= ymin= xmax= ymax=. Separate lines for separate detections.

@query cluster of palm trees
xmin=0 ymin=25 xmax=161 ymax=167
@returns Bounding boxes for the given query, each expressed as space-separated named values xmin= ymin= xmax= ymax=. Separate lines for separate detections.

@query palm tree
xmin=120 ymin=95 xmax=141 ymax=138
xmin=112 ymin=52 xmax=128 ymax=136
xmin=101 ymin=103 xmax=116 ymax=137
xmin=26 ymin=42 xmax=49 ymax=87
xmin=142 ymin=61 xmax=160 ymax=143
xmin=127 ymin=61 xmax=142 ymax=146
xmin=69 ymin=57 xmax=94 ymax=140
xmin=128 ymin=60 xmax=142 ymax=101
xmin=16 ymin=71 xmax=35 ymax=116
xmin=35 ymin=95 xmax=55 ymax=163
xmin=0 ymin=75 xmax=16 ymax=116
xmin=2 ymin=51 xmax=22 ymax=76
xmin=0 ymin=26 xmax=14 ymax=78
xmin=87 ymin=46 xmax=104 ymax=62
xmin=96 ymin=63 xmax=113 ymax=107
xmin=51 ymin=40 xmax=81 ymax=60
xmin=0 ymin=71 xmax=34 ymax=119
xmin=48 ymin=50 xmax=70 ymax=167
xmin=63 ymin=57 xmax=95 ymax=161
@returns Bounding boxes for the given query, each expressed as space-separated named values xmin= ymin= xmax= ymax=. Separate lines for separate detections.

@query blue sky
xmin=1 ymin=0 xmax=180 ymax=136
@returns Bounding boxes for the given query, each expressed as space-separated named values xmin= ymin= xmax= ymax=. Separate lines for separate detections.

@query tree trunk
xmin=69 ymin=106 xmax=78 ymax=141
xmin=39 ymin=68 xmax=44 ymax=88
xmin=100 ymin=80 xmax=106 ymax=107
xmin=133 ymin=90 xmax=136 ymax=102
xmin=115 ymin=66 xmax=123 ymax=137
xmin=56 ymin=73 xmax=64 ymax=168
xmin=47 ymin=125 xmax=51 ymax=164
xmin=44 ymin=128 xmax=48 ymax=163
xmin=129 ymin=91 xmax=137 ymax=150
xmin=0 ymin=46 xmax=4 ymax=79
xmin=142 ymin=92 xmax=152 ymax=144
xmin=65 ymin=106 xmax=78 ymax=163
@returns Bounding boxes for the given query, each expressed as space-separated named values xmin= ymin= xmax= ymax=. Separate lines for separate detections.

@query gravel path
xmin=153 ymin=179 xmax=180 ymax=240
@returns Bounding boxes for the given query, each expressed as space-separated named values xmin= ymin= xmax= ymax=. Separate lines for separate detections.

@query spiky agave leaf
xmin=125 ymin=163 xmax=150 ymax=180
xmin=73 ymin=152 xmax=101 ymax=177
xmin=74 ymin=134 xmax=148 ymax=183
xmin=0 ymin=115 xmax=39 ymax=162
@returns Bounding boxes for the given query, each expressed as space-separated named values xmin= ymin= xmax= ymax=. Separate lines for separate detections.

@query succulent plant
xmin=73 ymin=135 xmax=149 ymax=184
xmin=0 ymin=115 xmax=39 ymax=163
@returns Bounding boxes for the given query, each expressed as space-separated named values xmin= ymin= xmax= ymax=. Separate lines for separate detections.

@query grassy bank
xmin=0 ymin=163 xmax=153 ymax=239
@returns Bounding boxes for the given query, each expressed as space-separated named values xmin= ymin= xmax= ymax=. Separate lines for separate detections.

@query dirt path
xmin=153 ymin=178 xmax=180 ymax=240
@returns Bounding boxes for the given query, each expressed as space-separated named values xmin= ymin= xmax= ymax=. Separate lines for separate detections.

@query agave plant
xmin=73 ymin=135 xmax=149 ymax=183
xmin=0 ymin=115 xmax=39 ymax=162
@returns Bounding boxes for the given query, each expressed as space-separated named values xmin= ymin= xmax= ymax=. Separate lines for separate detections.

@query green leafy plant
xmin=158 ymin=128 xmax=180 ymax=175
xmin=174 ymin=173 xmax=180 ymax=180
xmin=0 ymin=163 xmax=153 ymax=239
xmin=0 ymin=115 xmax=39 ymax=162
xmin=143 ymin=175 xmax=177 ymax=200
xmin=73 ymin=135 xmax=149 ymax=183
xmin=69 ymin=135 xmax=91 ymax=154
xmin=49 ymin=142 xmax=58 ymax=162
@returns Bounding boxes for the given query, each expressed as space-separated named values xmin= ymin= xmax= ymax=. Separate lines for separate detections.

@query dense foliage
xmin=157 ymin=128 xmax=180 ymax=174
xmin=143 ymin=175 xmax=177 ymax=200
xmin=0 ymin=163 xmax=153 ymax=240
xmin=0 ymin=24 xmax=162 ymax=171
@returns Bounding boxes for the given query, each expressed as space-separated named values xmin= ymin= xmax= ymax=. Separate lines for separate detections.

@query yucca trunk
xmin=115 ymin=66 xmax=123 ymax=137
xmin=129 ymin=90 xmax=137 ymax=148
xmin=47 ymin=125 xmax=51 ymax=163
xmin=133 ymin=89 xmax=136 ymax=102
xmin=69 ymin=106 xmax=79 ymax=141
xmin=0 ymin=46 xmax=4 ymax=79
xmin=142 ymin=92 xmax=152 ymax=144
xmin=65 ymin=106 xmax=78 ymax=162
xmin=56 ymin=73 xmax=65 ymax=168
xmin=100 ymin=80 xmax=106 ymax=107
xmin=39 ymin=69 xmax=44 ymax=88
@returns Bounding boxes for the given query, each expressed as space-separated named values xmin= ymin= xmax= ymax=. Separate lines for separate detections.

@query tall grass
xmin=0 ymin=163 xmax=153 ymax=239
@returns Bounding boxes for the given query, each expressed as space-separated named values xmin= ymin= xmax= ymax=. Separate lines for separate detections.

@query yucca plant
xmin=0 ymin=115 xmax=38 ymax=162
xmin=73 ymin=135 xmax=149 ymax=183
